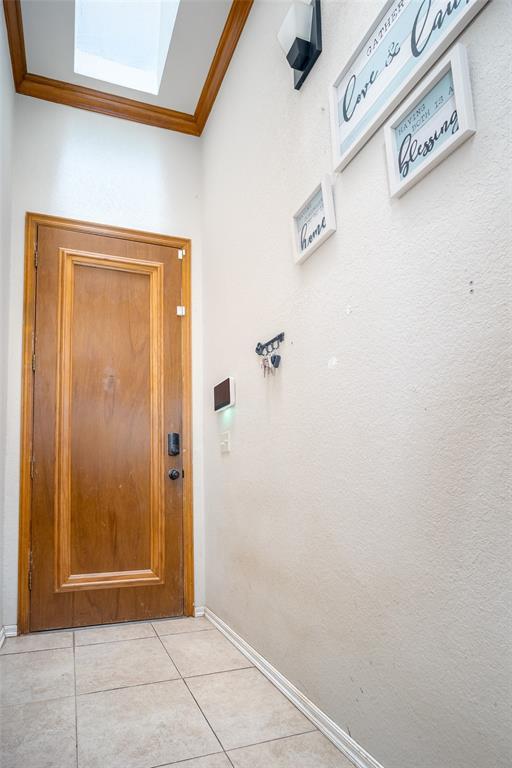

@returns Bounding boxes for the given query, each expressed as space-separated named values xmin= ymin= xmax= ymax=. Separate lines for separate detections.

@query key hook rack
xmin=255 ymin=332 xmax=285 ymax=357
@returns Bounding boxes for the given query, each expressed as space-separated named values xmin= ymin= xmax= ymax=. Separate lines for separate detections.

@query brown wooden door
xmin=29 ymin=223 xmax=186 ymax=631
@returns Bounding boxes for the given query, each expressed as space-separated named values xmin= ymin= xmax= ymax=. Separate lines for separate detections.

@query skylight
xmin=74 ymin=0 xmax=180 ymax=95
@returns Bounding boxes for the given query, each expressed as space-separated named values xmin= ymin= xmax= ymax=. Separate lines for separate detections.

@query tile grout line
xmin=0 ymin=693 xmax=77 ymax=711
xmin=174 ymin=634 xmax=320 ymax=762
xmin=76 ymin=619 xmax=227 ymax=766
xmin=180 ymin=678 xmax=318 ymax=766
xmin=0 ymin=624 xmax=214 ymax=656
xmin=75 ymin=625 xmax=214 ymax=647
xmin=76 ymin=675 xmax=182 ymax=697
xmin=145 ymin=749 xmax=233 ymax=768
xmin=153 ymin=627 xmax=216 ymax=638
xmin=225 ymin=727 xmax=320 ymax=754
xmin=153 ymin=624 xmax=219 ymax=637
xmin=183 ymin=664 xmax=254 ymax=680
xmin=64 ymin=665 xmax=265 ymax=701
xmin=156 ymin=629 xmax=228 ymax=760
xmin=156 ymin=622 xmax=254 ymax=681
xmin=75 ymin=633 xmax=158 ymax=648
xmin=0 ymin=642 xmax=74 ymax=656
xmin=154 ymin=627 xmax=185 ymax=681
xmin=6 ymin=619 xmax=319 ymax=767
xmin=72 ymin=631 xmax=79 ymax=768
xmin=182 ymin=675 xmax=232 ymax=764
xmin=4 ymin=634 xmax=258 ymax=699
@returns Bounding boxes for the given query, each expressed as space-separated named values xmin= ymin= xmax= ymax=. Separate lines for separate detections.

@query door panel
xmin=55 ymin=249 xmax=165 ymax=591
xmin=30 ymin=225 xmax=184 ymax=631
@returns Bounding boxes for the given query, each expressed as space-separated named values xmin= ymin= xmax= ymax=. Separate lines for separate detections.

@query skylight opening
xmin=74 ymin=0 xmax=180 ymax=95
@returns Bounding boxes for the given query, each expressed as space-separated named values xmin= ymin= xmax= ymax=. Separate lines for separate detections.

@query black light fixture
xmin=277 ymin=0 xmax=322 ymax=90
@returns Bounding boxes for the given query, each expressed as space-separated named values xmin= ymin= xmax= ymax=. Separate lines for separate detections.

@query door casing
xmin=18 ymin=212 xmax=194 ymax=633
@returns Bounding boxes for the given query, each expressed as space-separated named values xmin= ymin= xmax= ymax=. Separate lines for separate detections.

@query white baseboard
xmin=0 ymin=624 xmax=17 ymax=648
xmin=194 ymin=605 xmax=205 ymax=617
xmin=205 ymin=608 xmax=384 ymax=768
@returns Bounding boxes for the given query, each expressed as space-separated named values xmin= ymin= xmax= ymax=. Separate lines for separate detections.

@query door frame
xmin=18 ymin=212 xmax=195 ymax=633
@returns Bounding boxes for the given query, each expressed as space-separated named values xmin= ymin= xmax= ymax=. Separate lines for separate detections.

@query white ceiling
xmin=21 ymin=0 xmax=232 ymax=114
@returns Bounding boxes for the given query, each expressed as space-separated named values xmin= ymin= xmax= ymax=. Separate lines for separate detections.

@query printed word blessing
xmin=398 ymin=109 xmax=458 ymax=177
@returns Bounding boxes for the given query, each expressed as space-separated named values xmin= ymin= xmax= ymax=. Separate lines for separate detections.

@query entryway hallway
xmin=0 ymin=616 xmax=352 ymax=768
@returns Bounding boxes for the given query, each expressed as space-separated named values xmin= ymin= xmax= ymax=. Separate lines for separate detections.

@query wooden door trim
xmin=18 ymin=212 xmax=194 ymax=633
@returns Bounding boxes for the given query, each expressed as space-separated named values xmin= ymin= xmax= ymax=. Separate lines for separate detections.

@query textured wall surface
xmin=2 ymin=2 xmax=511 ymax=765
xmin=0 ymin=14 xmax=15 ymax=630
xmin=3 ymin=97 xmax=205 ymax=625
xmin=201 ymin=2 xmax=511 ymax=767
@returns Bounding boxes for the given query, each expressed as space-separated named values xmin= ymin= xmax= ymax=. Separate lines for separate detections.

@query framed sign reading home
xmin=329 ymin=0 xmax=488 ymax=172
xmin=292 ymin=176 xmax=336 ymax=264
xmin=384 ymin=44 xmax=476 ymax=198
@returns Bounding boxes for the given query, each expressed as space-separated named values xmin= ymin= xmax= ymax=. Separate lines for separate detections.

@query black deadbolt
xmin=168 ymin=432 xmax=180 ymax=456
xmin=168 ymin=469 xmax=180 ymax=480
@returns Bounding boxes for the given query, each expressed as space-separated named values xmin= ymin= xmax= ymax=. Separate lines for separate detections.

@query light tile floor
xmin=0 ymin=617 xmax=354 ymax=768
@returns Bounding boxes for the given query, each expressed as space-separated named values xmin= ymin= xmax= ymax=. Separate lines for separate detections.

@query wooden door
xmin=25 ymin=218 xmax=191 ymax=631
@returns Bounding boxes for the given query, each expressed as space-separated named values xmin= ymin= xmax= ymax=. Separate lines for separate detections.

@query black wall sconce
xmin=277 ymin=0 xmax=322 ymax=90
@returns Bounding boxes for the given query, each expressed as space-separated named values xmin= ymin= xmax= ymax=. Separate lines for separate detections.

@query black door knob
xmin=168 ymin=469 xmax=180 ymax=480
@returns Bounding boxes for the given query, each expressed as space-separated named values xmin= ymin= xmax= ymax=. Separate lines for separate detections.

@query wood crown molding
xmin=194 ymin=0 xmax=253 ymax=133
xmin=3 ymin=0 xmax=253 ymax=135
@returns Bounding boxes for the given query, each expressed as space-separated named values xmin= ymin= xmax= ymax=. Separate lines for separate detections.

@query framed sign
xmin=292 ymin=176 xmax=336 ymax=264
xmin=329 ymin=0 xmax=488 ymax=172
xmin=384 ymin=44 xmax=475 ymax=198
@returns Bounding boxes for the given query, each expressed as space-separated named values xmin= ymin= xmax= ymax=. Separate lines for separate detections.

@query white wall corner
xmin=204 ymin=608 xmax=385 ymax=768
xmin=0 ymin=624 xmax=16 ymax=647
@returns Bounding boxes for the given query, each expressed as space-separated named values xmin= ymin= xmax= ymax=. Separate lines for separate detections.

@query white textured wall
xmin=201 ymin=3 xmax=511 ymax=768
xmin=0 ymin=14 xmax=15 ymax=630
xmin=3 ymin=96 xmax=205 ymax=625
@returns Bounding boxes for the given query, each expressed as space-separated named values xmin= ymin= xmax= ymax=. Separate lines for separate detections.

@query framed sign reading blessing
xmin=329 ymin=0 xmax=488 ymax=173
xmin=384 ymin=44 xmax=475 ymax=198
xmin=292 ymin=176 xmax=336 ymax=264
